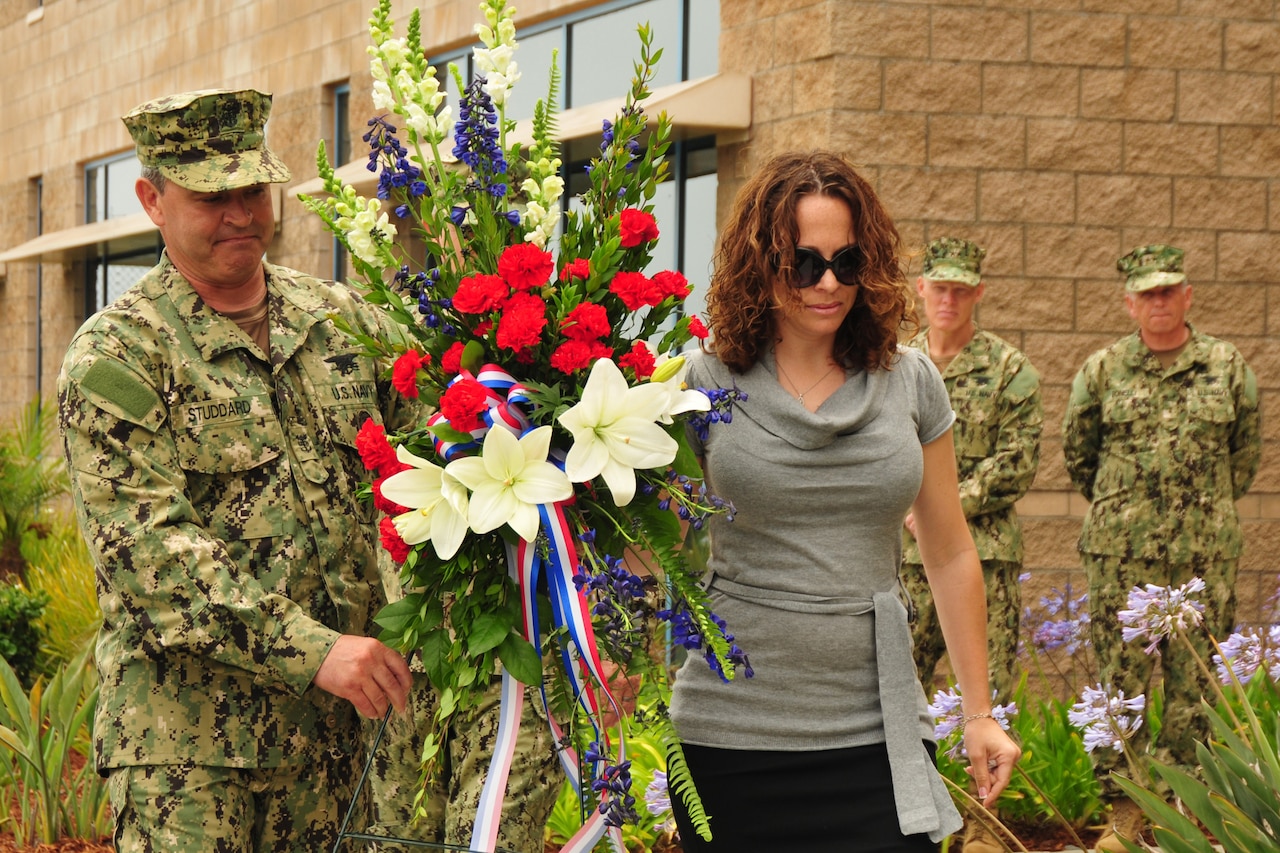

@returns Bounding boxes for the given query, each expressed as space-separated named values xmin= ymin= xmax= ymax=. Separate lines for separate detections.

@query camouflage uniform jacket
xmin=59 ymin=255 xmax=409 ymax=771
xmin=902 ymin=328 xmax=1043 ymax=563
xmin=1062 ymin=325 xmax=1261 ymax=561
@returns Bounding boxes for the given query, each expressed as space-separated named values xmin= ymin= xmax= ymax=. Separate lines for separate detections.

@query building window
xmin=330 ymin=82 xmax=352 ymax=282
xmin=434 ymin=0 xmax=721 ymax=319
xmin=83 ymin=152 xmax=161 ymax=318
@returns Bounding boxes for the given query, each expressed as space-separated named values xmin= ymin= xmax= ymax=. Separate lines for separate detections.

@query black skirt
xmin=669 ymin=742 xmax=941 ymax=853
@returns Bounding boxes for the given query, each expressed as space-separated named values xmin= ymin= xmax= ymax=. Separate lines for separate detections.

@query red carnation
xmin=440 ymin=377 xmax=491 ymax=433
xmin=498 ymin=243 xmax=554 ymax=291
xmin=496 ymin=292 xmax=548 ymax=352
xmin=453 ymin=273 xmax=509 ymax=314
xmin=560 ymin=302 xmax=611 ymax=342
xmin=619 ymin=341 xmax=656 ymax=379
xmin=379 ymin=516 xmax=412 ymax=564
xmin=609 ymin=271 xmax=662 ymax=311
xmin=653 ymin=270 xmax=691 ymax=300
xmin=441 ymin=341 xmax=466 ymax=376
xmin=688 ymin=315 xmax=709 ymax=340
xmin=559 ymin=258 xmax=591 ymax=282
xmin=550 ymin=340 xmax=594 ymax=373
xmin=372 ymin=477 xmax=411 ymax=515
xmin=618 ymin=208 xmax=659 ymax=248
xmin=391 ymin=350 xmax=428 ymax=398
xmin=355 ymin=418 xmax=399 ymax=476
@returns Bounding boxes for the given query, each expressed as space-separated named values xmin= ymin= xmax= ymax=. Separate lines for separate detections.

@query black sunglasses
xmin=791 ymin=246 xmax=866 ymax=288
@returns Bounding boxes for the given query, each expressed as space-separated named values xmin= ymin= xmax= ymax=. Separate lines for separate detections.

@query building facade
xmin=2 ymin=0 xmax=1277 ymax=630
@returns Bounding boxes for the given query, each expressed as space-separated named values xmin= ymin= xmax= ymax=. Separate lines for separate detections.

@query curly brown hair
xmin=704 ymin=151 xmax=916 ymax=373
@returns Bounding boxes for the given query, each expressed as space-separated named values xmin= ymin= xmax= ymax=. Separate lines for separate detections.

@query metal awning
xmin=290 ymin=72 xmax=751 ymax=197
xmin=0 ymin=185 xmax=284 ymax=268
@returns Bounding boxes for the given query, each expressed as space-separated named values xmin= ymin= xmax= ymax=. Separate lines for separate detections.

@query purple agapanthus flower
xmin=644 ymin=769 xmax=679 ymax=836
xmin=1213 ymin=625 xmax=1280 ymax=685
xmin=1067 ymin=684 xmax=1145 ymax=753
xmin=1118 ymin=578 xmax=1207 ymax=654
xmin=928 ymin=686 xmax=1018 ymax=759
xmin=1029 ymin=582 xmax=1092 ymax=655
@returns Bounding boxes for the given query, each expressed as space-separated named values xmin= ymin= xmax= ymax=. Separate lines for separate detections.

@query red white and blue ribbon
xmin=446 ymin=365 xmax=625 ymax=853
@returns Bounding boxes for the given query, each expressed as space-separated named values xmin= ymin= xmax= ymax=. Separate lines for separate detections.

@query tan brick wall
xmin=722 ymin=0 xmax=1280 ymax=627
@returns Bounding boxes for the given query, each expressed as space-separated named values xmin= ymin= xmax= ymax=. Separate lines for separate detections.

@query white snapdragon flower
xmin=372 ymin=79 xmax=396 ymax=112
xmin=341 ymin=198 xmax=396 ymax=268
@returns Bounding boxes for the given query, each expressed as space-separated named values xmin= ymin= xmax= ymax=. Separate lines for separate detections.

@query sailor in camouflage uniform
xmin=57 ymin=89 xmax=415 ymax=853
xmin=901 ymin=238 xmax=1042 ymax=853
xmin=902 ymin=238 xmax=1042 ymax=702
xmin=1063 ymin=244 xmax=1262 ymax=852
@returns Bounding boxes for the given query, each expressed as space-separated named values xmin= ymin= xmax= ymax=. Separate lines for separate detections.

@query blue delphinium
xmin=452 ymin=76 xmax=508 ymax=199
xmin=573 ymin=541 xmax=652 ymax=662
xmin=657 ymin=601 xmax=753 ymax=683
xmin=688 ymin=384 xmax=747 ymax=444
xmin=362 ymin=116 xmax=427 ymax=214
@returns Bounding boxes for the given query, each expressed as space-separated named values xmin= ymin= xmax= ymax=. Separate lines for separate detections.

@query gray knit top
xmin=670 ymin=346 xmax=962 ymax=840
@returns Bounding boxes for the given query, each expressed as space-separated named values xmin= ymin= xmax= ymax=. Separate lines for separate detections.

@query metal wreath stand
xmin=331 ymin=701 xmax=526 ymax=853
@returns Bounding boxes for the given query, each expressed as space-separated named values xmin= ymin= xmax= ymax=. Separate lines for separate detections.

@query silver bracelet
xmin=959 ymin=712 xmax=994 ymax=731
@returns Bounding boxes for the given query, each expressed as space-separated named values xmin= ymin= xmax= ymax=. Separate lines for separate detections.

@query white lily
xmin=380 ymin=445 xmax=471 ymax=559
xmin=558 ymin=358 xmax=678 ymax=506
xmin=445 ymin=425 xmax=572 ymax=542
xmin=649 ymin=354 xmax=711 ymax=424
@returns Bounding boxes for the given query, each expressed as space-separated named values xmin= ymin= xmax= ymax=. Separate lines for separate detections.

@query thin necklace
xmin=775 ymin=355 xmax=839 ymax=406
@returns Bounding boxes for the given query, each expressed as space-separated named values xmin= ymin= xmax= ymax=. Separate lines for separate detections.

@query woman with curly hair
xmin=668 ymin=151 xmax=1021 ymax=851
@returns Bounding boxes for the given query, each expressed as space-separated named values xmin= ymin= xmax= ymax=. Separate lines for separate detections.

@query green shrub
xmin=23 ymin=518 xmax=101 ymax=670
xmin=0 ymin=646 xmax=110 ymax=845
xmin=0 ymin=583 xmax=50 ymax=687
xmin=0 ymin=399 xmax=68 ymax=583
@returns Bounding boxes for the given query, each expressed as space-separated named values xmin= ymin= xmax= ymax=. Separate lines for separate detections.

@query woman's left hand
xmin=962 ymin=717 xmax=1022 ymax=806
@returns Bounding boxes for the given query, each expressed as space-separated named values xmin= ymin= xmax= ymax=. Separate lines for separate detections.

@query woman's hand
xmin=962 ymin=716 xmax=1022 ymax=806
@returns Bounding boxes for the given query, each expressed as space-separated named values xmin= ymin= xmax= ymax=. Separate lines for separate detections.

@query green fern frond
xmin=532 ymin=50 xmax=561 ymax=154
xmin=652 ymin=715 xmax=712 ymax=841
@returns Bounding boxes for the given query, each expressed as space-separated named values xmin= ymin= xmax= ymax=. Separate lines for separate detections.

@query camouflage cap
xmin=122 ymin=89 xmax=292 ymax=192
xmin=922 ymin=237 xmax=985 ymax=286
xmin=1117 ymin=243 xmax=1186 ymax=293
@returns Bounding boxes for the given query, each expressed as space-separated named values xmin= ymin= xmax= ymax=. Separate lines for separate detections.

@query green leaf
xmin=466 ymin=613 xmax=509 ymax=656
xmin=461 ymin=339 xmax=486 ymax=374
xmin=373 ymin=593 xmax=425 ymax=636
xmin=419 ymin=629 xmax=451 ymax=687
xmin=428 ymin=421 xmax=475 ymax=445
xmin=497 ymin=633 xmax=544 ymax=686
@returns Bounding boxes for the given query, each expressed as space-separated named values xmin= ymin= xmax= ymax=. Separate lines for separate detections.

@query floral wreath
xmin=301 ymin=1 xmax=750 ymax=848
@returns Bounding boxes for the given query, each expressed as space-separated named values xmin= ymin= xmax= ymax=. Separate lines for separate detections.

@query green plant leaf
xmin=496 ymin=633 xmax=543 ymax=686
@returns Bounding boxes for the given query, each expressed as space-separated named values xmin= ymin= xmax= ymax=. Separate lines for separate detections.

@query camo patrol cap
xmin=122 ymin=89 xmax=292 ymax=192
xmin=922 ymin=237 xmax=985 ymax=286
xmin=1117 ymin=243 xmax=1186 ymax=293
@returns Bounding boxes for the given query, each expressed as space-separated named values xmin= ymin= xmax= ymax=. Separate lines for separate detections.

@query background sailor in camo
xmin=901 ymin=237 xmax=1043 ymax=709
xmin=1063 ymin=243 xmax=1261 ymax=809
xmin=58 ymin=88 xmax=414 ymax=853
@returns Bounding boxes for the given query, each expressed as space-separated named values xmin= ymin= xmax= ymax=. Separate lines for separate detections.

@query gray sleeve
xmin=905 ymin=348 xmax=956 ymax=445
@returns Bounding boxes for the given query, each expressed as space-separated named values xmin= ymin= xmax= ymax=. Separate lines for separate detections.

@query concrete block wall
xmin=720 ymin=0 xmax=1280 ymax=628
